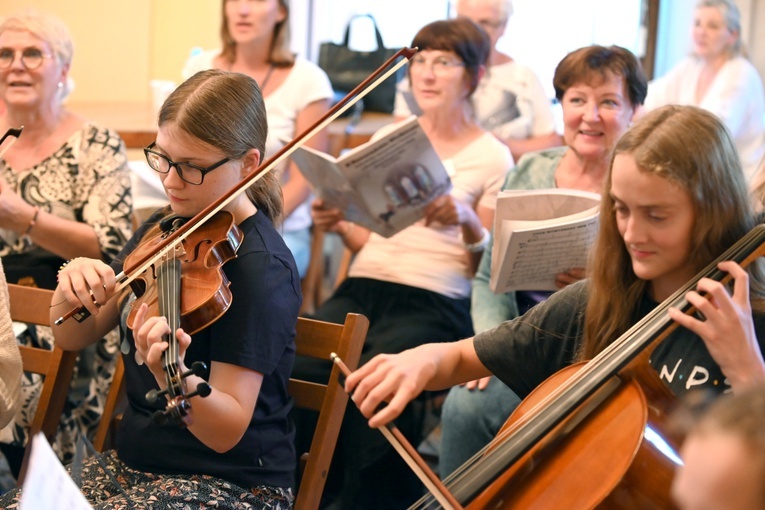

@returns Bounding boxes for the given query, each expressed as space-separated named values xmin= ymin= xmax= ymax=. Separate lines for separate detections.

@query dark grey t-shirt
xmin=474 ymin=280 xmax=765 ymax=399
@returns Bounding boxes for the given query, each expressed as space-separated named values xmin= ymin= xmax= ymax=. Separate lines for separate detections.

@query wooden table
xmin=67 ymin=101 xmax=394 ymax=152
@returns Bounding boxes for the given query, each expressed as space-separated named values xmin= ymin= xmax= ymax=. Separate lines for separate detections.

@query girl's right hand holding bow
xmin=52 ymin=257 xmax=121 ymax=351
xmin=56 ymin=257 xmax=118 ymax=317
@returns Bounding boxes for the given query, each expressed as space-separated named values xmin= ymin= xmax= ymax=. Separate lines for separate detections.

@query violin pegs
xmin=187 ymin=382 xmax=212 ymax=399
xmin=146 ymin=387 xmax=168 ymax=404
xmin=188 ymin=361 xmax=208 ymax=377
xmin=152 ymin=409 xmax=169 ymax=425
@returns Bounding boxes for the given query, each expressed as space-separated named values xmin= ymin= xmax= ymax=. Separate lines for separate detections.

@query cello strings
xmin=415 ymin=224 xmax=765 ymax=508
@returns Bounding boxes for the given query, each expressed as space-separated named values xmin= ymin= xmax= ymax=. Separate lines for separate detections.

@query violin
xmin=53 ymin=48 xmax=416 ymax=424
xmin=55 ymin=47 xmax=416 ymax=330
xmin=402 ymin=224 xmax=765 ymax=509
xmin=126 ymin=212 xmax=239 ymax=425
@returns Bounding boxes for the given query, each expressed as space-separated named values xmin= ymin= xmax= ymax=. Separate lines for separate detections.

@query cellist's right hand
xmin=345 ymin=349 xmax=437 ymax=429
xmin=56 ymin=257 xmax=117 ymax=317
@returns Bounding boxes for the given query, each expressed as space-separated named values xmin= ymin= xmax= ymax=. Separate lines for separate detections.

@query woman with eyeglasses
xmin=395 ymin=0 xmax=562 ymax=163
xmin=0 ymin=69 xmax=301 ymax=508
xmin=0 ymin=9 xmax=132 ymax=481
xmin=297 ymin=18 xmax=512 ymax=509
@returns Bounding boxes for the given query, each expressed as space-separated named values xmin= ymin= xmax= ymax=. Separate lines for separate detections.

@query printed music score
xmin=490 ymin=189 xmax=601 ymax=293
xmin=20 ymin=433 xmax=93 ymax=510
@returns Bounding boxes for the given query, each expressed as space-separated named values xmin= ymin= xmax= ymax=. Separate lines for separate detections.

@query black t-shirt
xmin=112 ymin=210 xmax=301 ymax=489
xmin=475 ymin=280 xmax=765 ymax=400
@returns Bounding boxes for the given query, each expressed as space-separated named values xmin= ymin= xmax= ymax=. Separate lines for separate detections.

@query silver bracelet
xmin=463 ymin=226 xmax=490 ymax=253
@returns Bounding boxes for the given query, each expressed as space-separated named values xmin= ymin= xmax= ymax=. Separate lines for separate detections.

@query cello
xmin=398 ymin=223 xmax=765 ymax=509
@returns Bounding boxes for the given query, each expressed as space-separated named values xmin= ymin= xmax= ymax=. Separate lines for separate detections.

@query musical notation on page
xmin=490 ymin=189 xmax=601 ymax=293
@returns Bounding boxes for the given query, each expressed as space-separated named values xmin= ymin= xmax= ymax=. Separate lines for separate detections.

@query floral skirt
xmin=0 ymin=450 xmax=294 ymax=509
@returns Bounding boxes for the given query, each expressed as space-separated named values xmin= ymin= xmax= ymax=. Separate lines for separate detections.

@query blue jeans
xmin=281 ymin=227 xmax=310 ymax=278
xmin=439 ymin=376 xmax=522 ymax=478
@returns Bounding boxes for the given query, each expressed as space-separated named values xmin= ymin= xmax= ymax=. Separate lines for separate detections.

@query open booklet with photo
xmin=490 ymin=188 xmax=601 ymax=293
xmin=289 ymin=116 xmax=452 ymax=238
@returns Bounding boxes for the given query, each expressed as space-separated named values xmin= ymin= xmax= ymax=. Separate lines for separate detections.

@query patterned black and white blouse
xmin=0 ymin=122 xmax=133 ymax=263
xmin=0 ymin=122 xmax=133 ymax=470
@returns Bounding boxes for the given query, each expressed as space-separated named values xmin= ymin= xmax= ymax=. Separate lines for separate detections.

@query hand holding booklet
xmin=289 ymin=116 xmax=451 ymax=237
xmin=490 ymin=189 xmax=601 ymax=293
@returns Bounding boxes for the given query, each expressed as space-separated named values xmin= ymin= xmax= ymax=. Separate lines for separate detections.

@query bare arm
xmin=310 ymin=198 xmax=370 ymax=253
xmin=282 ymin=99 xmax=331 ymax=217
xmin=134 ymin=303 xmax=260 ymax=452
xmin=0 ymin=186 xmax=102 ymax=259
xmin=345 ymin=338 xmax=490 ymax=429
xmin=424 ymin=196 xmax=493 ymax=275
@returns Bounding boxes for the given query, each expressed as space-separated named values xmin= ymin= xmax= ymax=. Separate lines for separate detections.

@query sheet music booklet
xmin=289 ymin=116 xmax=451 ymax=238
xmin=490 ymin=188 xmax=601 ymax=293
xmin=20 ymin=433 xmax=93 ymax=510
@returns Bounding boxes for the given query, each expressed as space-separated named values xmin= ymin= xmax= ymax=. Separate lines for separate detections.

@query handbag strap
xmin=342 ymin=14 xmax=386 ymax=50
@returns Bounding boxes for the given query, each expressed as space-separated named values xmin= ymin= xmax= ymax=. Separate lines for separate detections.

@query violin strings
xmin=423 ymin=224 xmax=765 ymax=508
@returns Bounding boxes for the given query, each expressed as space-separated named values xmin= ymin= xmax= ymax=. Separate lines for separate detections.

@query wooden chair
xmin=292 ymin=312 xmax=368 ymax=510
xmin=92 ymin=355 xmax=125 ymax=453
xmin=8 ymin=284 xmax=79 ymax=486
xmin=92 ymin=312 xmax=369 ymax=510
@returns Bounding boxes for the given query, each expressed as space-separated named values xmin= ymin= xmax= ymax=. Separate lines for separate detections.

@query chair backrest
xmin=8 ymin=284 xmax=79 ymax=486
xmin=92 ymin=354 xmax=125 ymax=453
xmin=291 ymin=312 xmax=368 ymax=510
xmin=92 ymin=312 xmax=369 ymax=510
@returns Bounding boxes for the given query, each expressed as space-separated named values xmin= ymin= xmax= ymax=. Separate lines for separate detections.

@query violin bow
xmin=331 ymin=354 xmax=464 ymax=510
xmin=55 ymin=47 xmax=417 ymax=326
xmin=0 ymin=126 xmax=24 ymax=160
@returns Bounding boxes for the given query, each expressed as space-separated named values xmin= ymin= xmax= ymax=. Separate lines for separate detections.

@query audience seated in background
xmin=0 ymin=9 xmax=132 ymax=477
xmin=183 ymin=0 xmax=332 ymax=278
xmin=671 ymin=385 xmax=765 ymax=510
xmin=643 ymin=0 xmax=765 ymax=183
xmin=345 ymin=105 xmax=765 ymax=506
xmin=294 ymin=18 xmax=512 ymax=509
xmin=1 ymin=69 xmax=302 ymax=509
xmin=394 ymin=0 xmax=561 ymax=163
xmin=439 ymin=44 xmax=647 ymax=477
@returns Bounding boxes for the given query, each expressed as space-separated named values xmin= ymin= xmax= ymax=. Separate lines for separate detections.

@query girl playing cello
xmin=346 ymin=104 xmax=765 ymax=506
xmin=1 ymin=69 xmax=301 ymax=509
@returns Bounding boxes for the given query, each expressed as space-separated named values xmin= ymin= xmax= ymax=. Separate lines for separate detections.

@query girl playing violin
xmin=1 ymin=69 xmax=301 ymax=509
xmin=345 ymin=105 xmax=765 ymax=502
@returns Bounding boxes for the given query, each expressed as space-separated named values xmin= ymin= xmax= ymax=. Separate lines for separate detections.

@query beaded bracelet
xmin=463 ymin=226 xmax=490 ymax=253
xmin=57 ymin=258 xmax=75 ymax=281
xmin=25 ymin=206 xmax=39 ymax=235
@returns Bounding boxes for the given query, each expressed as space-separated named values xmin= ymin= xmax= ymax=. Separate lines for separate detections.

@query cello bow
xmin=411 ymin=223 xmax=765 ymax=509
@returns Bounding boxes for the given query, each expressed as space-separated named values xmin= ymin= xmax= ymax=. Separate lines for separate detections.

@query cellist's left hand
xmin=132 ymin=302 xmax=192 ymax=388
xmin=668 ymin=260 xmax=765 ymax=391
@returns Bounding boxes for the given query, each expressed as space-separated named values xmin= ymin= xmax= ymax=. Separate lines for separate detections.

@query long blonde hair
xmin=582 ymin=105 xmax=765 ymax=359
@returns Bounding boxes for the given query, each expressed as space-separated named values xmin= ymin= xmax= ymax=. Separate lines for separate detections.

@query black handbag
xmin=318 ymin=14 xmax=403 ymax=114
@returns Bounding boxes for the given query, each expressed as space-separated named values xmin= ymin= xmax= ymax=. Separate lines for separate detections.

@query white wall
xmin=308 ymin=0 xmax=643 ymax=100
xmin=6 ymin=0 xmax=761 ymax=104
